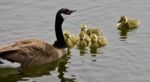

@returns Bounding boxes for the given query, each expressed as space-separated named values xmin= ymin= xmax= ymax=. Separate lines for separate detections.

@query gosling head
xmin=64 ymin=31 xmax=71 ymax=38
xmin=80 ymin=24 xmax=88 ymax=32
xmin=56 ymin=8 xmax=76 ymax=20
xmin=90 ymin=34 xmax=97 ymax=42
xmin=118 ymin=16 xmax=128 ymax=23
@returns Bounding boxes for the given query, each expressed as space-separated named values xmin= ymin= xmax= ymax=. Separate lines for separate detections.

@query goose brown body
xmin=0 ymin=39 xmax=66 ymax=67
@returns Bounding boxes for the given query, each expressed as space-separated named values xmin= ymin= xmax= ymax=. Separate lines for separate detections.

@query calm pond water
xmin=0 ymin=0 xmax=150 ymax=82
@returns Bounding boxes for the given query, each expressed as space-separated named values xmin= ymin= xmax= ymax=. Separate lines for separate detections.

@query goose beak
xmin=69 ymin=10 xmax=76 ymax=14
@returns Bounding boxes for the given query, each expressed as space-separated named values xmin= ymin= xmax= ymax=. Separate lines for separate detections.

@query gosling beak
xmin=118 ymin=20 xmax=121 ymax=23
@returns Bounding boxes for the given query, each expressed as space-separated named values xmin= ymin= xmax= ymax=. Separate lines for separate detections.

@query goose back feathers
xmin=0 ymin=39 xmax=66 ymax=67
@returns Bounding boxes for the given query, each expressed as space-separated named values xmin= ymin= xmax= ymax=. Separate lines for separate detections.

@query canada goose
xmin=77 ymin=31 xmax=90 ymax=50
xmin=63 ymin=31 xmax=77 ymax=52
xmin=117 ymin=16 xmax=141 ymax=29
xmin=0 ymin=8 xmax=76 ymax=68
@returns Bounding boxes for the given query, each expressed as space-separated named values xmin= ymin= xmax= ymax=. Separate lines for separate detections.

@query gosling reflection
xmin=118 ymin=26 xmax=129 ymax=40
xmin=117 ymin=25 xmax=138 ymax=41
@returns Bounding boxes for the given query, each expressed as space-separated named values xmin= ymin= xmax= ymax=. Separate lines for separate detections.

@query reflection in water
xmin=90 ymin=49 xmax=103 ymax=59
xmin=118 ymin=26 xmax=138 ymax=41
xmin=90 ymin=47 xmax=99 ymax=54
xmin=118 ymin=27 xmax=129 ymax=41
xmin=78 ymin=48 xmax=88 ymax=56
xmin=77 ymin=46 xmax=103 ymax=60
xmin=0 ymin=68 xmax=21 ymax=82
xmin=57 ymin=53 xmax=76 ymax=82
xmin=0 ymin=53 xmax=76 ymax=82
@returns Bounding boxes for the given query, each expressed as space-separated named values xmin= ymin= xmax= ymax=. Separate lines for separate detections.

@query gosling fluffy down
xmin=90 ymin=34 xmax=100 ymax=49
xmin=90 ymin=34 xmax=108 ymax=48
xmin=97 ymin=35 xmax=108 ymax=47
xmin=63 ymin=31 xmax=77 ymax=49
xmin=117 ymin=16 xmax=141 ymax=29
xmin=77 ymin=31 xmax=90 ymax=49
xmin=80 ymin=24 xmax=103 ymax=36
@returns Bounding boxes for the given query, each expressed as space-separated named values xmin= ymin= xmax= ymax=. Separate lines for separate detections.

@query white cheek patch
xmin=61 ymin=13 xmax=70 ymax=19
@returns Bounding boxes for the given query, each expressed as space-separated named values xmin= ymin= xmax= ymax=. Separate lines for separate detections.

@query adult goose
xmin=0 ymin=8 xmax=76 ymax=68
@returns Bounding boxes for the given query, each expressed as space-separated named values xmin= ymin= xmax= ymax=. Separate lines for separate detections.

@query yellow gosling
xmin=117 ymin=16 xmax=141 ymax=29
xmin=80 ymin=24 xmax=91 ymax=42
xmin=90 ymin=34 xmax=100 ymax=48
xmin=77 ymin=31 xmax=90 ymax=50
xmin=89 ymin=34 xmax=100 ymax=53
xmin=63 ymin=31 xmax=77 ymax=52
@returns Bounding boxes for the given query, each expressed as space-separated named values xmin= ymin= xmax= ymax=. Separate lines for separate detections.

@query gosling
xmin=89 ymin=34 xmax=100 ymax=53
xmin=80 ymin=24 xmax=91 ymax=42
xmin=117 ymin=16 xmax=141 ymax=29
xmin=63 ymin=31 xmax=77 ymax=52
xmin=90 ymin=34 xmax=108 ymax=48
xmin=77 ymin=31 xmax=90 ymax=50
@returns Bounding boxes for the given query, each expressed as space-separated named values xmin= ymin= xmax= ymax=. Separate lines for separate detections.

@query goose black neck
xmin=53 ymin=13 xmax=67 ymax=48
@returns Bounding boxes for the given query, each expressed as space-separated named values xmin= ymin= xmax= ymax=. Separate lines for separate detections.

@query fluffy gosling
xmin=117 ymin=16 xmax=141 ymax=29
xmin=89 ymin=34 xmax=100 ymax=53
xmin=63 ymin=31 xmax=77 ymax=52
xmin=77 ymin=31 xmax=90 ymax=50
xmin=89 ymin=34 xmax=108 ymax=53
xmin=80 ymin=24 xmax=91 ymax=42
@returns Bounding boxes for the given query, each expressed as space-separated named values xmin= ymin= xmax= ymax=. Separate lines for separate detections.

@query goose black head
xmin=56 ymin=8 xmax=76 ymax=20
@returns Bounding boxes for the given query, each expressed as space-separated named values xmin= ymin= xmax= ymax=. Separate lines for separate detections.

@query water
xmin=0 ymin=0 xmax=150 ymax=82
